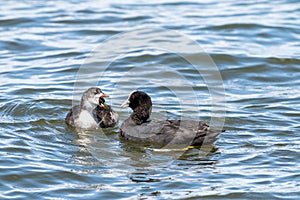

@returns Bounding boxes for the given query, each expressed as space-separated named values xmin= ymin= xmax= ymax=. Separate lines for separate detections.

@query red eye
xmin=131 ymin=95 xmax=135 ymax=100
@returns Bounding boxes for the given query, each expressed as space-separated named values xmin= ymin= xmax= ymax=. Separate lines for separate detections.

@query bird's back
xmin=120 ymin=119 xmax=223 ymax=146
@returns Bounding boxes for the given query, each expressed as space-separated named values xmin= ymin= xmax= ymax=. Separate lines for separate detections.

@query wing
xmin=120 ymin=119 xmax=223 ymax=146
xmin=65 ymin=105 xmax=80 ymax=127
xmin=94 ymin=105 xmax=119 ymax=128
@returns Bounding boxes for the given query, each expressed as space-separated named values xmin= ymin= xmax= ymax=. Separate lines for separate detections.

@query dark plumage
xmin=93 ymin=97 xmax=119 ymax=128
xmin=120 ymin=91 xmax=224 ymax=146
xmin=65 ymin=87 xmax=118 ymax=129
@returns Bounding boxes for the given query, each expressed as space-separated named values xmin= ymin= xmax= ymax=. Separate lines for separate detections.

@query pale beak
xmin=100 ymin=102 xmax=109 ymax=110
xmin=121 ymin=99 xmax=130 ymax=108
xmin=121 ymin=90 xmax=136 ymax=108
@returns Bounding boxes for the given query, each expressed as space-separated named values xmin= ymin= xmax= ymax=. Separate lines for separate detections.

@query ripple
xmin=0 ymin=0 xmax=299 ymax=199
xmin=0 ymin=17 xmax=34 ymax=26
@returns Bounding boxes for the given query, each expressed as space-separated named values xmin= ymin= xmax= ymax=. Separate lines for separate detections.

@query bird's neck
xmin=81 ymin=100 xmax=96 ymax=112
xmin=131 ymin=104 xmax=152 ymax=125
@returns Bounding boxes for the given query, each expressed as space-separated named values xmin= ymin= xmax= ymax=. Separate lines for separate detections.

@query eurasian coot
xmin=120 ymin=91 xmax=223 ymax=146
xmin=65 ymin=87 xmax=119 ymax=129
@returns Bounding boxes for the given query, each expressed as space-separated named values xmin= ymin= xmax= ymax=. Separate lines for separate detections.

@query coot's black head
xmin=121 ymin=91 xmax=152 ymax=110
xmin=121 ymin=91 xmax=152 ymax=124
xmin=81 ymin=87 xmax=109 ymax=109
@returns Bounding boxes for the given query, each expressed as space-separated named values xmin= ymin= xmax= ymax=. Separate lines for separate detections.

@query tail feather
xmin=192 ymin=126 xmax=224 ymax=146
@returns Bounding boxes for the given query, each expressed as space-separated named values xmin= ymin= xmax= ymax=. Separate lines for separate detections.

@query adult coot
xmin=65 ymin=87 xmax=119 ymax=129
xmin=120 ymin=91 xmax=224 ymax=146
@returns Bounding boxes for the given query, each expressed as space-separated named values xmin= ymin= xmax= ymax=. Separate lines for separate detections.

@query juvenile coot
xmin=65 ymin=87 xmax=119 ymax=129
xmin=120 ymin=91 xmax=224 ymax=146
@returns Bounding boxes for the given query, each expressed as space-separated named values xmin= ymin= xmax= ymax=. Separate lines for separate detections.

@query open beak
xmin=95 ymin=93 xmax=109 ymax=109
xmin=121 ymin=99 xmax=130 ymax=108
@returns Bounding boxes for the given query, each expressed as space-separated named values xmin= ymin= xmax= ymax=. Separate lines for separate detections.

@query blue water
xmin=1 ymin=0 xmax=300 ymax=199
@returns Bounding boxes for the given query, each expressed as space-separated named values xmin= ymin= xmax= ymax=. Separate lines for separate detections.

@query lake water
xmin=1 ymin=0 xmax=300 ymax=199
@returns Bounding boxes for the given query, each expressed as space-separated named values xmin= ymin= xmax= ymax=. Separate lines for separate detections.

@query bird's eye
xmin=95 ymin=88 xmax=101 ymax=94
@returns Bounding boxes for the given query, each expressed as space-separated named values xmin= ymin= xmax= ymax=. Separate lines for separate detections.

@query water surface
xmin=1 ymin=0 xmax=300 ymax=199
